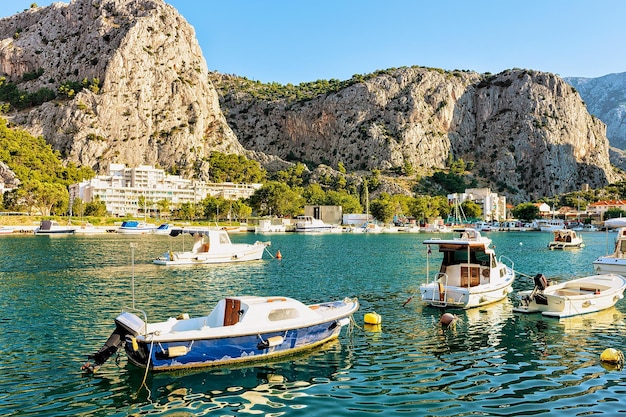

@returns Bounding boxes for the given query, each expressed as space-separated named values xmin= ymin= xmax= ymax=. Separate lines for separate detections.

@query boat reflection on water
xmin=557 ymin=306 xmax=624 ymax=333
xmin=435 ymin=299 xmax=515 ymax=352
xmin=123 ymin=339 xmax=345 ymax=414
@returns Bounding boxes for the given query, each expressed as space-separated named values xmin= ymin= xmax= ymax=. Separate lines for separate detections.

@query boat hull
xmin=513 ymin=274 xmax=626 ymax=318
xmin=124 ymin=320 xmax=349 ymax=371
xmin=153 ymin=244 xmax=266 ymax=265
xmin=593 ymin=257 xmax=626 ymax=275
xmin=420 ymin=278 xmax=514 ymax=309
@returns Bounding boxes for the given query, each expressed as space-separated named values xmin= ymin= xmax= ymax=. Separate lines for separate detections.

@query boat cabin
xmin=437 ymin=245 xmax=496 ymax=287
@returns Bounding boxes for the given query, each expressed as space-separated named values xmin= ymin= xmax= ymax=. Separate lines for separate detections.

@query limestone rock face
xmin=213 ymin=68 xmax=618 ymax=201
xmin=0 ymin=0 xmax=242 ymax=178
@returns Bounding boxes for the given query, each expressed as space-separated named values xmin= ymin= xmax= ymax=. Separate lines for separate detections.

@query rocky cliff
xmin=0 ymin=0 xmax=242 ymax=179
xmin=212 ymin=67 xmax=619 ymax=202
xmin=0 ymin=1 xmax=620 ymax=202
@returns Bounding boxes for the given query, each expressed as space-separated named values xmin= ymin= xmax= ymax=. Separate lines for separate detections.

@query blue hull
xmin=124 ymin=321 xmax=345 ymax=371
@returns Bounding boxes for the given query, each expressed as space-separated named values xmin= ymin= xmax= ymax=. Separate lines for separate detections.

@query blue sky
xmin=2 ymin=1 xmax=626 ymax=84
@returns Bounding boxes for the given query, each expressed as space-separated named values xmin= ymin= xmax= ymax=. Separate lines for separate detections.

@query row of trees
xmin=4 ymin=114 xmax=626 ymax=224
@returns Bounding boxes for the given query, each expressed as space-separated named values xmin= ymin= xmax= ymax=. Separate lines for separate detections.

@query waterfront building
xmin=448 ymin=188 xmax=506 ymax=222
xmin=69 ymin=163 xmax=261 ymax=216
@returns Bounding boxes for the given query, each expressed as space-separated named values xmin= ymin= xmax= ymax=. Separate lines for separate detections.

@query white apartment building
xmin=448 ymin=188 xmax=506 ymax=222
xmin=69 ymin=163 xmax=262 ymax=216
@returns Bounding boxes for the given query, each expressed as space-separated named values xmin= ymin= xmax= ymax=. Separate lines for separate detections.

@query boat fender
xmin=534 ymin=274 xmax=548 ymax=291
xmin=600 ymin=348 xmax=624 ymax=365
xmin=166 ymin=345 xmax=189 ymax=357
xmin=364 ymin=312 xmax=382 ymax=325
xmin=130 ymin=336 xmax=139 ymax=352
xmin=257 ymin=335 xmax=284 ymax=350
xmin=440 ymin=313 xmax=458 ymax=328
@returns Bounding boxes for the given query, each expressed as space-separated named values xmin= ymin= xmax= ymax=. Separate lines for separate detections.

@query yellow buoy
xmin=364 ymin=312 xmax=382 ymax=325
xmin=600 ymin=348 xmax=624 ymax=365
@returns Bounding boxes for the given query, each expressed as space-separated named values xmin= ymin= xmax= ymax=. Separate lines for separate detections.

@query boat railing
xmin=499 ymin=255 xmax=515 ymax=273
xmin=427 ymin=273 xmax=449 ymax=307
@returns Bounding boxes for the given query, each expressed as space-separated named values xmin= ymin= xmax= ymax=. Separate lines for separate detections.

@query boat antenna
xmin=130 ymin=242 xmax=137 ymax=309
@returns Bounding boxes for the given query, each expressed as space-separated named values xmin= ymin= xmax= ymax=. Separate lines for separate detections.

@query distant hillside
xmin=565 ymin=73 xmax=626 ymax=149
xmin=211 ymin=68 xmax=619 ymax=203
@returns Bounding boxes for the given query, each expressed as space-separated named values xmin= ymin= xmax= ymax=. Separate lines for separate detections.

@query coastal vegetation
xmin=2 ymin=114 xmax=626 ymax=225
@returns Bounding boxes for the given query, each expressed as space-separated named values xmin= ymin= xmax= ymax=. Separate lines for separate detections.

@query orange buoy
xmin=276 ymin=250 xmax=282 ymax=259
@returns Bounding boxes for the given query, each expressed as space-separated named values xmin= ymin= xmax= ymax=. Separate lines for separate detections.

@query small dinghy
xmin=513 ymin=273 xmax=626 ymax=318
xmin=82 ymin=296 xmax=358 ymax=373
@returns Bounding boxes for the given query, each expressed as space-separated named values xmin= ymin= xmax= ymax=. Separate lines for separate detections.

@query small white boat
xmin=72 ymin=222 xmax=107 ymax=234
xmin=0 ymin=226 xmax=14 ymax=235
xmin=547 ymin=229 xmax=584 ymax=250
xmin=419 ymin=228 xmax=515 ymax=309
xmin=513 ymin=273 xmax=626 ymax=318
xmin=361 ymin=222 xmax=384 ymax=233
xmin=82 ymin=295 xmax=358 ymax=373
xmin=536 ymin=219 xmax=565 ymax=232
xmin=294 ymin=216 xmax=341 ymax=233
xmin=152 ymin=223 xmax=174 ymax=235
xmin=593 ymin=227 xmax=626 ymax=274
xmin=153 ymin=227 xmax=270 ymax=265
xmin=117 ymin=220 xmax=156 ymax=234
xmin=33 ymin=220 xmax=75 ymax=236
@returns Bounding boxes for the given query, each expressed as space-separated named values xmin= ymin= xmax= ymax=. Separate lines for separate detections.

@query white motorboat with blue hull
xmin=82 ymin=296 xmax=358 ymax=373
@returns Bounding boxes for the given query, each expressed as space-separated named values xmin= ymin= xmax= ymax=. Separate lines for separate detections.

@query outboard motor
xmin=521 ymin=273 xmax=549 ymax=306
xmin=81 ymin=312 xmax=145 ymax=374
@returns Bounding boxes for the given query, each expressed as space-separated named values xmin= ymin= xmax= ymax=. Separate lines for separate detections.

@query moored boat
xmin=593 ymin=227 xmax=626 ymax=274
xmin=547 ymin=229 xmax=584 ymax=250
xmin=513 ymin=273 xmax=626 ymax=318
xmin=82 ymin=295 xmax=358 ymax=373
xmin=117 ymin=220 xmax=156 ymax=234
xmin=294 ymin=216 xmax=341 ymax=233
xmin=419 ymin=228 xmax=515 ymax=309
xmin=153 ymin=227 xmax=270 ymax=265
xmin=33 ymin=220 xmax=75 ymax=236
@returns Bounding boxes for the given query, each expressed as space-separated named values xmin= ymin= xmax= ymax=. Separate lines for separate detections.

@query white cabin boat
xmin=33 ymin=220 xmax=75 ymax=236
xmin=535 ymin=219 xmax=565 ymax=232
xmin=294 ymin=216 xmax=341 ymax=233
xmin=547 ymin=229 xmax=584 ymax=250
xmin=593 ymin=227 xmax=626 ymax=274
xmin=419 ymin=228 xmax=515 ymax=309
xmin=153 ymin=228 xmax=270 ymax=265
xmin=513 ymin=273 xmax=626 ymax=318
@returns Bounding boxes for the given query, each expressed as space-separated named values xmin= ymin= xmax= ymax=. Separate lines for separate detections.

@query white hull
xmin=594 ymin=257 xmax=626 ymax=274
xmin=593 ymin=227 xmax=626 ymax=274
xmin=420 ymin=279 xmax=514 ymax=309
xmin=513 ymin=274 xmax=626 ymax=318
xmin=153 ymin=227 xmax=270 ymax=266
xmin=154 ymin=244 xmax=266 ymax=265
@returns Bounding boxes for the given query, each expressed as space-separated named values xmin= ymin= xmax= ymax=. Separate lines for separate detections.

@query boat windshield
xmin=444 ymin=249 xmax=492 ymax=267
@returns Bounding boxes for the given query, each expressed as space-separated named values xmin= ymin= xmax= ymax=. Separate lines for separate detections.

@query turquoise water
xmin=1 ymin=230 xmax=625 ymax=416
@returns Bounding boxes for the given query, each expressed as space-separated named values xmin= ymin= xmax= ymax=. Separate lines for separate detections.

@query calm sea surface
xmin=1 ymin=230 xmax=626 ymax=416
